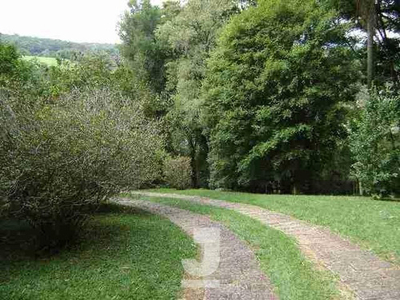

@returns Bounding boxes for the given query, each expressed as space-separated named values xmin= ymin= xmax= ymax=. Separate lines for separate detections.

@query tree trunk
xmin=188 ymin=136 xmax=198 ymax=188
xmin=367 ymin=2 xmax=375 ymax=88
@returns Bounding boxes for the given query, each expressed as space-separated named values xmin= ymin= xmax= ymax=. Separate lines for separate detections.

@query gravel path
xmin=115 ymin=198 xmax=278 ymax=300
xmin=133 ymin=192 xmax=400 ymax=300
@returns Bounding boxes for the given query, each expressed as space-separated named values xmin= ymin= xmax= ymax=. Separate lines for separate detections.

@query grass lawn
xmin=23 ymin=56 xmax=58 ymax=66
xmin=149 ymin=188 xmax=400 ymax=264
xmin=125 ymin=194 xmax=342 ymax=300
xmin=0 ymin=204 xmax=196 ymax=300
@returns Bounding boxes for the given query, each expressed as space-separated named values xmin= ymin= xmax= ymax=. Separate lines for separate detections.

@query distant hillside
xmin=0 ymin=33 xmax=119 ymax=59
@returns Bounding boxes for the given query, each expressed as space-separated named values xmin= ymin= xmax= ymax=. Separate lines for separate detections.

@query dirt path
xmin=133 ymin=192 xmax=400 ymax=300
xmin=115 ymin=198 xmax=277 ymax=300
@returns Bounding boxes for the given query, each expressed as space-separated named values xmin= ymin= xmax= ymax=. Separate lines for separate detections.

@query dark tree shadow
xmin=0 ymin=203 xmax=151 ymax=261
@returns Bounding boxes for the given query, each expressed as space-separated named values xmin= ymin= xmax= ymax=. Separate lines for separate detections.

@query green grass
xmin=125 ymin=194 xmax=342 ymax=300
xmin=23 ymin=56 xmax=58 ymax=66
xmin=149 ymin=188 xmax=400 ymax=264
xmin=0 ymin=204 xmax=197 ymax=300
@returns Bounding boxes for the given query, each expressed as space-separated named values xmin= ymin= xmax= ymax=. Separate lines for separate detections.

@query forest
xmin=115 ymin=0 xmax=399 ymax=196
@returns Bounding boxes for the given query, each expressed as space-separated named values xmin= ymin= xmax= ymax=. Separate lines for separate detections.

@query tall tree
xmin=362 ymin=0 xmax=377 ymax=88
xmin=119 ymin=0 xmax=181 ymax=94
xmin=157 ymin=0 xmax=241 ymax=187
xmin=327 ymin=0 xmax=400 ymax=87
xmin=203 ymin=0 xmax=359 ymax=193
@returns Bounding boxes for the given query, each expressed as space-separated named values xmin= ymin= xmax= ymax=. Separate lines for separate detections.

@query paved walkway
xmin=115 ymin=198 xmax=277 ymax=300
xmin=133 ymin=192 xmax=400 ymax=300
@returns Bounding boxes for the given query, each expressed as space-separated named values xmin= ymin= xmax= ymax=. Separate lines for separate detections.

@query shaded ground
xmin=0 ymin=204 xmax=196 ymax=300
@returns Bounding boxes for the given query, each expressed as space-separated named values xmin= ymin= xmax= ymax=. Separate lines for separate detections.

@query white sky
xmin=0 ymin=0 xmax=164 ymax=44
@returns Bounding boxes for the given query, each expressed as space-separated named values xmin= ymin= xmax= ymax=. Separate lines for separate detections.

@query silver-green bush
xmin=0 ymin=88 xmax=163 ymax=248
xmin=163 ymin=156 xmax=192 ymax=190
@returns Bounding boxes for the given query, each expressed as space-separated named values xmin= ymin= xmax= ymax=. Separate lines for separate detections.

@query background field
xmin=23 ymin=56 xmax=58 ymax=66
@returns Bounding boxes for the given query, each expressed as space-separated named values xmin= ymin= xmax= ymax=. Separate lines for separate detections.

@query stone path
xmin=133 ymin=192 xmax=400 ymax=300
xmin=115 ymin=198 xmax=278 ymax=300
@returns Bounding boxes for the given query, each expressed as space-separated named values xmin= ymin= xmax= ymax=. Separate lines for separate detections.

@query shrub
xmin=164 ymin=157 xmax=192 ymax=190
xmin=350 ymin=89 xmax=400 ymax=197
xmin=0 ymin=88 xmax=163 ymax=249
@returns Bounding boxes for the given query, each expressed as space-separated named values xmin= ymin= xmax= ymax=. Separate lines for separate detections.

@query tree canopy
xmin=202 ymin=0 xmax=359 ymax=193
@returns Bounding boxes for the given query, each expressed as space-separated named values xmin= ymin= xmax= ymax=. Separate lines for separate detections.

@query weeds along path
xmin=133 ymin=192 xmax=400 ymax=300
xmin=115 ymin=198 xmax=277 ymax=300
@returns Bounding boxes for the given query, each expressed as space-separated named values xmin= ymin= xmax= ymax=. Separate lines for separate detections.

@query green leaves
xmin=0 ymin=89 xmax=163 ymax=246
xmin=164 ymin=156 xmax=193 ymax=190
xmin=119 ymin=0 xmax=174 ymax=94
xmin=350 ymin=89 xmax=400 ymax=196
xmin=203 ymin=0 xmax=358 ymax=192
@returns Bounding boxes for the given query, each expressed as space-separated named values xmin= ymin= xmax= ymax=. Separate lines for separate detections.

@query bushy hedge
xmin=350 ymin=90 xmax=400 ymax=197
xmin=0 ymin=88 xmax=163 ymax=248
xmin=164 ymin=157 xmax=192 ymax=190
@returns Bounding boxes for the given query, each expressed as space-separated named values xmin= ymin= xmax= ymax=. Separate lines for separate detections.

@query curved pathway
xmin=133 ymin=192 xmax=400 ymax=300
xmin=115 ymin=198 xmax=277 ymax=300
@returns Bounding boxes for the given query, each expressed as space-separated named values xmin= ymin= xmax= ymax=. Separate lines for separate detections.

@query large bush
xmin=163 ymin=156 xmax=192 ymax=190
xmin=350 ymin=89 xmax=400 ymax=197
xmin=0 ymin=88 xmax=163 ymax=248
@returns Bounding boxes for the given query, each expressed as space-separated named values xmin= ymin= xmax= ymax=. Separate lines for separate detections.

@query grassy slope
xmin=23 ymin=56 xmax=58 ymax=66
xmin=129 ymin=195 xmax=341 ymax=300
xmin=150 ymin=188 xmax=400 ymax=264
xmin=0 ymin=204 xmax=196 ymax=300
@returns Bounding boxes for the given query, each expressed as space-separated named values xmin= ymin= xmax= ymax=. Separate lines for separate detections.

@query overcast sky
xmin=0 ymin=0 xmax=164 ymax=44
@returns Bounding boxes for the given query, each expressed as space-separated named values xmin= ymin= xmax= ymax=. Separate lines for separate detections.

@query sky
xmin=0 ymin=0 xmax=164 ymax=44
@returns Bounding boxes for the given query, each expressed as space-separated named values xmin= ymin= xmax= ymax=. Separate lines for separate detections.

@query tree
xmin=0 ymin=41 xmax=20 ymax=76
xmin=157 ymin=0 xmax=241 ymax=187
xmin=0 ymin=41 xmax=44 ymax=99
xmin=203 ymin=0 xmax=359 ymax=193
xmin=326 ymin=0 xmax=400 ymax=87
xmin=350 ymin=89 xmax=400 ymax=196
xmin=119 ymin=0 xmax=181 ymax=94
xmin=363 ymin=0 xmax=377 ymax=88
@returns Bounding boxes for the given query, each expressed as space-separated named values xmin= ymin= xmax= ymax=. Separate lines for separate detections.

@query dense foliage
xmin=0 ymin=41 xmax=37 ymax=89
xmin=0 ymin=88 xmax=162 ymax=248
xmin=163 ymin=156 xmax=193 ymax=190
xmin=350 ymin=89 xmax=400 ymax=196
xmin=116 ymin=0 xmax=399 ymax=196
xmin=203 ymin=0 xmax=358 ymax=193
xmin=118 ymin=0 xmax=179 ymax=94
xmin=0 ymin=40 xmax=163 ymax=248
xmin=326 ymin=0 xmax=400 ymax=87
xmin=157 ymin=0 xmax=240 ymax=187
